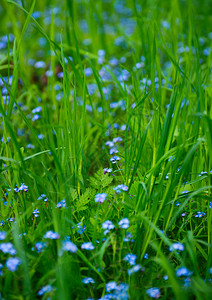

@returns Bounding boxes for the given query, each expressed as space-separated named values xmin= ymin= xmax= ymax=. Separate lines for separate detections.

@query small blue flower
xmin=144 ymin=253 xmax=149 ymax=259
xmin=44 ymin=231 xmax=60 ymax=240
xmin=73 ymin=222 xmax=86 ymax=234
xmin=110 ymin=156 xmax=121 ymax=164
xmin=0 ymin=242 xmax=16 ymax=255
xmin=106 ymin=281 xmax=117 ymax=292
xmin=26 ymin=143 xmax=35 ymax=149
xmin=95 ymin=193 xmax=107 ymax=204
xmin=123 ymin=232 xmax=134 ymax=242
xmin=163 ymin=275 xmax=168 ymax=280
xmin=35 ymin=242 xmax=47 ymax=253
xmin=37 ymin=194 xmax=48 ymax=202
xmin=113 ymin=184 xmax=128 ymax=193
xmin=128 ymin=264 xmax=141 ymax=275
xmin=37 ymin=284 xmax=53 ymax=296
xmin=56 ymin=199 xmax=66 ymax=208
xmin=105 ymin=141 xmax=114 ymax=148
xmin=81 ymin=242 xmax=94 ymax=250
xmin=33 ymin=209 xmax=40 ymax=218
xmin=62 ymin=241 xmax=78 ymax=253
xmin=6 ymin=257 xmax=21 ymax=272
xmin=118 ymin=218 xmax=130 ymax=229
xmin=0 ymin=231 xmax=6 ymax=240
xmin=32 ymin=106 xmax=42 ymax=114
xmin=169 ymin=243 xmax=184 ymax=252
xmin=124 ymin=254 xmax=137 ymax=265
xmin=32 ymin=114 xmax=41 ymax=122
xmin=146 ymin=287 xmax=160 ymax=298
xmin=0 ymin=263 xmax=3 ymax=276
xmin=109 ymin=148 xmax=119 ymax=155
xmin=38 ymin=134 xmax=44 ymax=139
xmin=103 ymin=168 xmax=113 ymax=174
xmin=82 ymin=277 xmax=95 ymax=284
xmin=194 ymin=211 xmax=205 ymax=218
xmin=18 ymin=183 xmax=28 ymax=192
xmin=176 ymin=267 xmax=192 ymax=277
xmin=102 ymin=220 xmax=115 ymax=235
xmin=113 ymin=137 xmax=123 ymax=143
xmin=184 ymin=277 xmax=191 ymax=287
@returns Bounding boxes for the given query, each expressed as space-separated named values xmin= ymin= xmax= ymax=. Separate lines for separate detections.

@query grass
xmin=0 ymin=0 xmax=212 ymax=299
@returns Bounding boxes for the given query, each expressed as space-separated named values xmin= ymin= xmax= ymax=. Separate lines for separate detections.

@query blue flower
xmin=32 ymin=114 xmax=41 ymax=122
xmin=0 ymin=242 xmax=16 ymax=255
xmin=26 ymin=143 xmax=35 ymax=149
xmin=38 ymin=134 xmax=44 ymax=140
xmin=62 ymin=241 xmax=78 ymax=253
xmin=113 ymin=184 xmax=128 ymax=193
xmin=81 ymin=242 xmax=94 ymax=250
xmin=72 ymin=222 xmax=86 ymax=234
xmin=195 ymin=211 xmax=205 ymax=218
xmin=37 ymin=284 xmax=53 ymax=296
xmin=184 ymin=277 xmax=191 ymax=287
xmin=128 ymin=264 xmax=141 ymax=275
xmin=123 ymin=232 xmax=134 ymax=242
xmin=118 ymin=218 xmax=130 ymax=229
xmin=82 ymin=277 xmax=95 ymax=284
xmin=0 ymin=231 xmax=6 ymax=240
xmin=44 ymin=231 xmax=60 ymax=239
xmin=113 ymin=137 xmax=123 ymax=143
xmin=103 ymin=168 xmax=113 ymax=174
xmin=32 ymin=106 xmax=42 ymax=114
xmin=18 ymin=183 xmax=28 ymax=192
xmin=105 ymin=141 xmax=115 ymax=148
xmin=163 ymin=275 xmax=168 ymax=280
xmin=56 ymin=199 xmax=66 ymax=208
xmin=106 ymin=281 xmax=117 ymax=292
xmin=33 ymin=209 xmax=40 ymax=217
xmin=169 ymin=243 xmax=184 ymax=252
xmin=0 ymin=263 xmax=3 ymax=276
xmin=37 ymin=194 xmax=48 ymax=202
xmin=95 ymin=193 xmax=107 ymax=204
xmin=124 ymin=254 xmax=137 ymax=265
xmin=102 ymin=220 xmax=115 ymax=235
xmin=110 ymin=156 xmax=121 ymax=164
xmin=6 ymin=257 xmax=21 ymax=272
xmin=146 ymin=287 xmax=160 ymax=298
xmin=144 ymin=253 xmax=149 ymax=259
xmin=109 ymin=148 xmax=119 ymax=155
xmin=35 ymin=242 xmax=47 ymax=253
xmin=176 ymin=267 xmax=192 ymax=277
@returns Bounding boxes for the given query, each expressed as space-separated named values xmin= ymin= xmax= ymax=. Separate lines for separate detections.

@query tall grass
xmin=0 ymin=0 xmax=212 ymax=299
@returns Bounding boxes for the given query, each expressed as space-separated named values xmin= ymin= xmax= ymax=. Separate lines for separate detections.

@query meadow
xmin=0 ymin=0 xmax=212 ymax=299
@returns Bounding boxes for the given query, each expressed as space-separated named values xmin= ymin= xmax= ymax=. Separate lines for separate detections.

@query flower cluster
xmin=102 ymin=220 xmax=115 ymax=235
xmin=0 ymin=242 xmax=16 ymax=255
xmin=56 ymin=199 xmax=66 ymax=208
xmin=113 ymin=184 xmax=128 ymax=194
xmin=37 ymin=194 xmax=48 ymax=202
xmin=43 ymin=231 xmax=60 ymax=240
xmin=14 ymin=183 xmax=28 ymax=193
xmin=95 ymin=193 xmax=107 ymax=204
xmin=6 ymin=257 xmax=21 ymax=272
xmin=118 ymin=218 xmax=130 ymax=229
